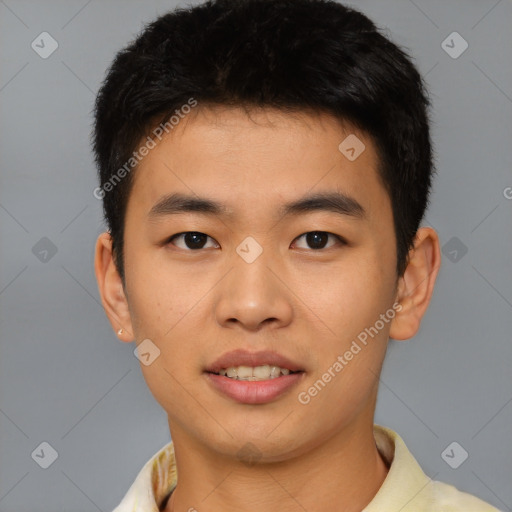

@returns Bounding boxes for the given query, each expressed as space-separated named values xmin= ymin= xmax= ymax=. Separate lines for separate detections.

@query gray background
xmin=1 ymin=0 xmax=511 ymax=511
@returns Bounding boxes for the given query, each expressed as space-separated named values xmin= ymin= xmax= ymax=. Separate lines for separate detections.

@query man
xmin=92 ymin=0 xmax=500 ymax=510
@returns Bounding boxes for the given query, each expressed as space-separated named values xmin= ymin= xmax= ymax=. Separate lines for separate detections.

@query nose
xmin=214 ymin=249 xmax=294 ymax=332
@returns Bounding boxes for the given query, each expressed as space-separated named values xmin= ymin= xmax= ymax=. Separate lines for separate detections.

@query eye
xmin=165 ymin=230 xmax=345 ymax=251
xmin=292 ymin=231 xmax=345 ymax=250
xmin=166 ymin=231 xmax=219 ymax=250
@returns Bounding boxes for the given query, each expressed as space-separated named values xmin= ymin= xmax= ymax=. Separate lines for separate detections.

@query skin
xmin=95 ymin=106 xmax=441 ymax=512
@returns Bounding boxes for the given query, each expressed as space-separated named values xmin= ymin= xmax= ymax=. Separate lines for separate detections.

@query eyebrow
xmin=147 ymin=191 xmax=366 ymax=221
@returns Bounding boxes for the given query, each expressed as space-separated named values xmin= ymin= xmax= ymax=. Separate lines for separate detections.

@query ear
xmin=389 ymin=226 xmax=441 ymax=341
xmin=94 ymin=232 xmax=134 ymax=342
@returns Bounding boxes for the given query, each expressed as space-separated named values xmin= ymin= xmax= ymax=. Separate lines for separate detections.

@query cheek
xmin=125 ymin=251 xmax=213 ymax=383
xmin=126 ymin=257 xmax=204 ymax=409
xmin=301 ymin=251 xmax=391 ymax=340
xmin=130 ymin=280 xmax=190 ymax=342
xmin=124 ymin=245 xmax=195 ymax=337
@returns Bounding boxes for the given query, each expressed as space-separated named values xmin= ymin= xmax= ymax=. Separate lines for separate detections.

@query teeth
xmin=216 ymin=365 xmax=295 ymax=380
xmin=269 ymin=365 xmax=281 ymax=378
xmin=237 ymin=366 xmax=253 ymax=379
xmin=253 ymin=365 xmax=271 ymax=378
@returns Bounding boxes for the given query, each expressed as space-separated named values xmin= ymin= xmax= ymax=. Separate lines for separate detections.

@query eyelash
xmin=165 ymin=231 xmax=346 ymax=251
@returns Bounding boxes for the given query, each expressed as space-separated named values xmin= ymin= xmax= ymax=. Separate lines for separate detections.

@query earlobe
xmin=94 ymin=232 xmax=134 ymax=342
xmin=389 ymin=227 xmax=441 ymax=341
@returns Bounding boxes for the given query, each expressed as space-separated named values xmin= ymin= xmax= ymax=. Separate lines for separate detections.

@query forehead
xmin=127 ymin=105 xmax=390 ymax=226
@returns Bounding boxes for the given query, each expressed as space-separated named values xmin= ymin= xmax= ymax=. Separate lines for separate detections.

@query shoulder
xmin=430 ymin=479 xmax=502 ymax=512
xmin=370 ymin=425 xmax=502 ymax=512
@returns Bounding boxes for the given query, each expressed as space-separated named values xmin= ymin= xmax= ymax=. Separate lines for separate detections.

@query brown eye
xmin=292 ymin=231 xmax=345 ymax=250
xmin=167 ymin=232 xmax=218 ymax=250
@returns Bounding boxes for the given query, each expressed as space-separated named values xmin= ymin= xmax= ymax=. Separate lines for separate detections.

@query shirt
xmin=112 ymin=424 xmax=502 ymax=512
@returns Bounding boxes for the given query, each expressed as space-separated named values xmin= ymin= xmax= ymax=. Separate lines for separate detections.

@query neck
xmin=164 ymin=418 xmax=389 ymax=512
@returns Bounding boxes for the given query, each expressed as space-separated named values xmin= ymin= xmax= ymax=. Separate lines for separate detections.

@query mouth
xmin=207 ymin=365 xmax=303 ymax=381
xmin=204 ymin=349 xmax=306 ymax=404
xmin=204 ymin=348 xmax=305 ymax=377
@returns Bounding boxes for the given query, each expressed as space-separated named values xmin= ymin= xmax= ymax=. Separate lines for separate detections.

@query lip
xmin=205 ymin=372 xmax=305 ymax=404
xmin=204 ymin=349 xmax=304 ymax=374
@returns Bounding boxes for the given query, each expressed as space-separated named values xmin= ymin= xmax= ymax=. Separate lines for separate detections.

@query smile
xmin=213 ymin=365 xmax=300 ymax=381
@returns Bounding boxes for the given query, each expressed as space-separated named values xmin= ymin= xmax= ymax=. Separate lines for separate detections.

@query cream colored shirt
xmin=112 ymin=424 xmax=501 ymax=512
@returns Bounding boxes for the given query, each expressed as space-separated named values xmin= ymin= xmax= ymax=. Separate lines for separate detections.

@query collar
xmin=112 ymin=424 xmax=497 ymax=512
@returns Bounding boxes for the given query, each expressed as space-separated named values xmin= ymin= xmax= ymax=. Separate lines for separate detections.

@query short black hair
xmin=92 ymin=0 xmax=435 ymax=285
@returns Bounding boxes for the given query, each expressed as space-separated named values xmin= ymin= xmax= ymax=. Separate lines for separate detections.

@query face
xmin=97 ymin=106 xmax=429 ymax=462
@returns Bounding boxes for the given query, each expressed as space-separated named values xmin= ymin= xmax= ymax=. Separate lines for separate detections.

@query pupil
xmin=182 ymin=232 xmax=329 ymax=250
xmin=186 ymin=232 xmax=206 ymax=249
xmin=307 ymin=231 xmax=327 ymax=249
